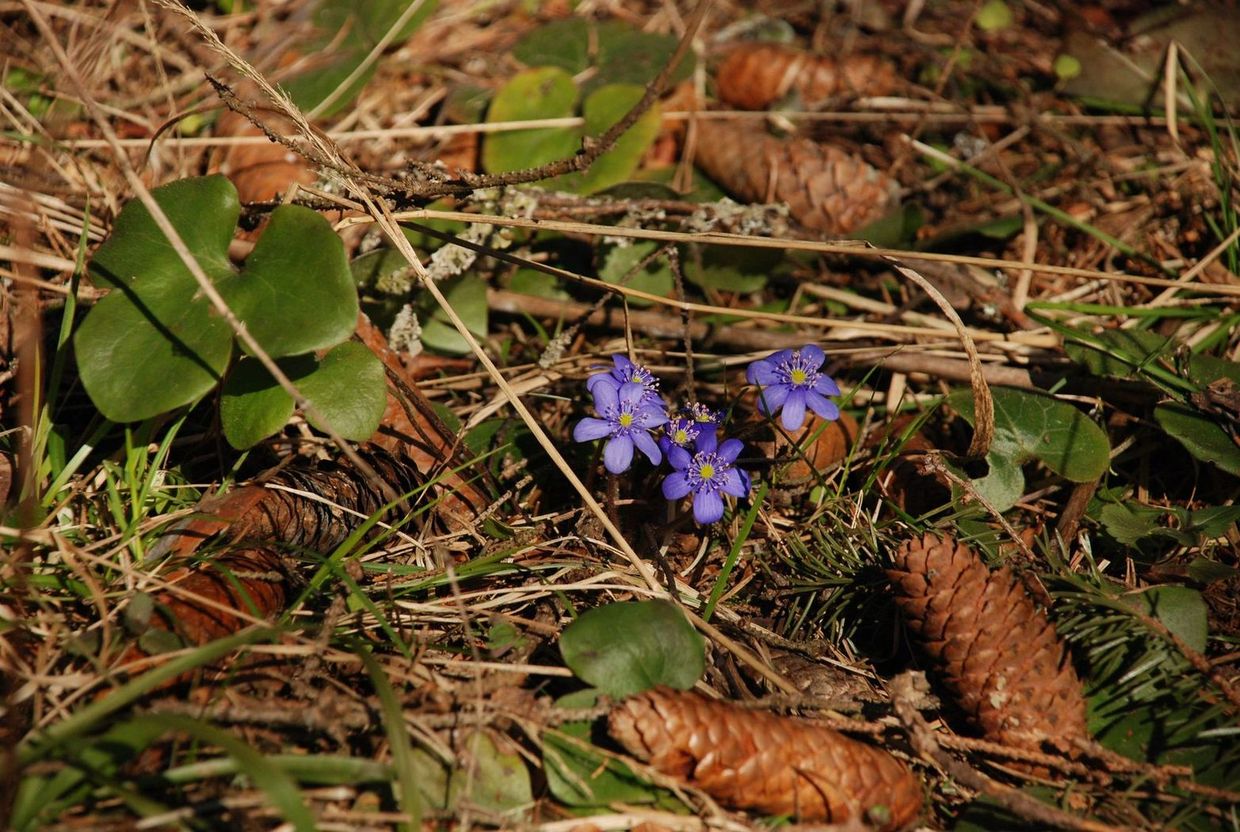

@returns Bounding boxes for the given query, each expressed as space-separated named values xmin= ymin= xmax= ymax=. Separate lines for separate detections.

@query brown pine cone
xmin=716 ymin=43 xmax=898 ymax=110
xmin=609 ymin=687 xmax=921 ymax=830
xmin=693 ymin=122 xmax=897 ymax=235
xmin=887 ymin=534 xmax=1089 ymax=754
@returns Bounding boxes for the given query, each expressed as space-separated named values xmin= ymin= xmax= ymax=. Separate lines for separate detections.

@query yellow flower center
xmin=618 ymin=412 xmax=634 ymax=428
xmin=790 ymin=368 xmax=809 ymax=385
xmin=675 ymin=429 xmax=688 ymax=443
xmin=698 ymin=463 xmax=715 ymax=480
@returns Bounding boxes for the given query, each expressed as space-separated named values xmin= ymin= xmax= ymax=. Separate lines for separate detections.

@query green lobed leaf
xmin=683 ymin=244 xmax=777 ymax=293
xmin=457 ymin=731 xmax=533 ymax=814
xmin=951 ymin=386 xmax=1110 ymax=485
xmin=482 ymin=67 xmax=579 ymax=174
xmin=559 ymin=599 xmax=704 ymax=698
xmin=1154 ymin=402 xmax=1240 ymax=476
xmin=75 ymin=175 xmax=238 ymax=422
xmin=549 ymin=84 xmax=662 ymax=194
xmin=542 ymin=689 xmax=682 ymax=809
xmin=1128 ymin=586 xmax=1210 ymax=653
xmin=299 ymin=341 xmax=387 ymax=440
xmin=948 ymin=387 xmax=1110 ymax=511
xmin=512 ymin=18 xmax=591 ymax=74
xmin=284 ymin=0 xmax=438 ymax=116
xmin=219 ymin=355 xmax=309 ymax=449
xmin=593 ymin=21 xmax=693 ymax=89
xmin=419 ymin=274 xmax=489 ymax=355
xmin=598 ymin=241 xmax=672 ymax=306
xmin=220 ymin=344 xmax=385 ymax=448
xmin=222 ymin=204 xmax=357 ymax=358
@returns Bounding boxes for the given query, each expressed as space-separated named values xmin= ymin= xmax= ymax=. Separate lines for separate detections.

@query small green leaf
xmin=594 ymin=21 xmax=693 ymax=89
xmin=559 ymin=599 xmax=704 ymax=698
xmin=1099 ymin=502 xmax=1166 ymax=546
xmin=123 ymin=593 xmax=155 ymax=634
xmin=482 ymin=67 xmax=579 ymax=174
xmin=1054 ymin=54 xmax=1083 ymax=81
xmin=299 ymin=341 xmax=387 ymax=441
xmin=542 ymin=690 xmax=681 ymax=809
xmin=419 ymin=274 xmax=489 ymax=355
xmin=456 ymin=731 xmax=532 ymax=813
xmin=512 ymin=18 xmax=591 ymax=73
xmin=219 ymin=355 xmax=307 ymax=449
xmin=508 ymin=268 xmax=569 ymax=300
xmin=222 ymin=204 xmax=357 ymax=358
xmin=683 ymin=244 xmax=777 ymax=293
xmin=1155 ymin=402 xmax=1240 ymax=476
xmin=1064 ymin=329 xmax=1172 ymax=379
xmin=599 ymin=241 xmax=672 ymax=306
xmin=975 ymin=0 xmax=1013 ymax=31
xmin=968 ymin=441 xmax=1026 ymax=511
xmin=1128 ymin=586 xmax=1209 ymax=653
xmin=551 ymin=84 xmax=661 ymax=194
xmin=220 ymin=344 xmax=385 ymax=449
xmin=283 ymin=0 xmax=438 ymax=116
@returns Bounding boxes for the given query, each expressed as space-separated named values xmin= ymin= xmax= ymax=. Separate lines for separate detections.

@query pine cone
xmin=609 ymin=687 xmax=921 ymax=830
xmin=887 ymin=534 xmax=1089 ymax=753
xmin=693 ymin=122 xmax=897 ymax=235
xmin=716 ymin=43 xmax=897 ymax=110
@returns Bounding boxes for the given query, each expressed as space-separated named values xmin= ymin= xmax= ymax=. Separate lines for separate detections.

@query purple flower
xmin=746 ymin=344 xmax=840 ymax=432
xmin=573 ymin=381 xmax=668 ymax=474
xmin=663 ymin=432 xmax=750 ymax=524
xmin=658 ymin=403 xmax=720 ymax=455
xmin=586 ymin=354 xmax=661 ymax=403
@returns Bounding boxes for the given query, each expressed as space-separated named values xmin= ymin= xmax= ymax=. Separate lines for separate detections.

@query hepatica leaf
xmin=76 ymin=176 xmax=238 ymax=422
xmin=559 ymin=599 xmax=704 ymax=698
xmin=220 ymin=343 xmax=385 ymax=449
xmin=549 ymin=84 xmax=661 ymax=195
xmin=949 ymin=387 xmax=1110 ymax=511
xmin=77 ymin=175 xmax=358 ymax=424
xmin=298 ymin=341 xmax=386 ymax=440
xmin=482 ymin=67 xmax=579 ymax=174
xmin=1155 ymin=402 xmax=1240 ymax=477
xmin=221 ymin=204 xmax=358 ymax=358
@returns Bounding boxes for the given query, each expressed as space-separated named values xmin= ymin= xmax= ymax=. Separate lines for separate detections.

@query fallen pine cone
xmin=609 ymin=687 xmax=921 ymax=829
xmin=693 ymin=121 xmax=897 ymax=235
xmin=887 ymin=534 xmax=1089 ymax=755
xmin=716 ymin=43 xmax=897 ymax=110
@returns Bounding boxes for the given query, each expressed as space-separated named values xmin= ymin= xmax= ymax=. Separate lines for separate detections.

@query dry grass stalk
xmin=609 ymin=687 xmax=921 ymax=829
xmin=887 ymin=534 xmax=1089 ymax=756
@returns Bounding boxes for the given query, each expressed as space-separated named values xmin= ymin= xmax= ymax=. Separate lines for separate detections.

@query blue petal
xmin=813 ymin=374 xmax=841 ymax=397
xmin=632 ymin=430 xmax=662 ymax=466
xmin=693 ymin=491 xmax=725 ymax=524
xmin=721 ymin=468 xmax=748 ymax=498
xmin=756 ymin=384 xmax=790 ymax=416
xmin=658 ymin=435 xmax=674 ymax=456
xmin=668 ymin=445 xmax=692 ymax=470
xmin=573 ymin=417 xmax=613 ymax=442
xmin=805 ymin=390 xmax=840 ymax=422
xmin=591 ymin=379 xmax=619 ymax=412
xmin=718 ymin=438 xmax=744 ymax=463
xmin=603 ymin=436 xmax=634 ymax=474
xmin=781 ymin=390 xmax=807 ymax=431
xmin=662 ymin=472 xmax=692 ymax=500
xmin=639 ymin=403 xmax=669 ymax=427
xmin=695 ymin=430 xmax=718 ymax=454
xmin=612 ymin=354 xmax=633 ymax=372
xmin=586 ymin=372 xmax=619 ymax=394
xmin=747 ymin=359 xmax=778 ymax=385
xmin=800 ymin=344 xmax=825 ymax=368
xmin=619 ymin=381 xmax=648 ymax=407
